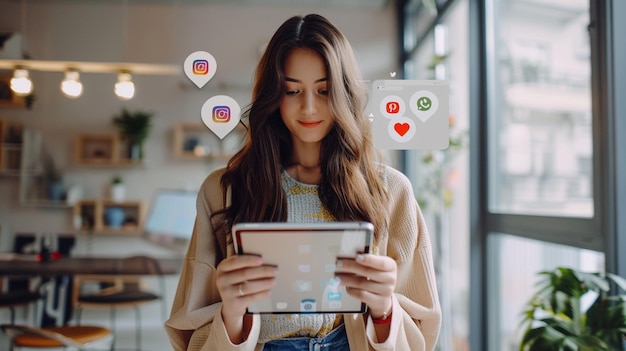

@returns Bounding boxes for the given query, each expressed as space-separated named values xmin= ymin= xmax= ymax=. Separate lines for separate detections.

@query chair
xmin=5 ymin=233 xmax=77 ymax=327
xmin=73 ymin=255 xmax=166 ymax=351
xmin=0 ymin=276 xmax=44 ymax=325
xmin=1 ymin=323 xmax=113 ymax=351
xmin=0 ymin=290 xmax=41 ymax=324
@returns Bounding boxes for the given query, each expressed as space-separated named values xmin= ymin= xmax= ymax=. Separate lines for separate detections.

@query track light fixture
xmin=60 ymin=69 xmax=83 ymax=98
xmin=10 ymin=67 xmax=33 ymax=96
xmin=114 ymin=70 xmax=135 ymax=100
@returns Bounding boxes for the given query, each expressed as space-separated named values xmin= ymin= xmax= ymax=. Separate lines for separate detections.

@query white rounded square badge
xmin=369 ymin=80 xmax=449 ymax=150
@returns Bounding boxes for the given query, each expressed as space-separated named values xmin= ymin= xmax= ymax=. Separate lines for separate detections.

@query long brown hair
xmin=213 ymin=14 xmax=389 ymax=262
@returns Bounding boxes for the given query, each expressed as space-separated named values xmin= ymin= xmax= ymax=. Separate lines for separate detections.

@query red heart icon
xmin=394 ymin=123 xmax=410 ymax=136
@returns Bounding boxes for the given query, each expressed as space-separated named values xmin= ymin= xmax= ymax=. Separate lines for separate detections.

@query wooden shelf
xmin=73 ymin=199 xmax=146 ymax=234
xmin=73 ymin=133 xmax=143 ymax=167
xmin=173 ymin=122 xmax=245 ymax=160
xmin=20 ymin=199 xmax=72 ymax=208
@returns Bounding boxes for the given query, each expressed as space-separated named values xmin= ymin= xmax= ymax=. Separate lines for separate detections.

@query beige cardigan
xmin=165 ymin=166 xmax=441 ymax=350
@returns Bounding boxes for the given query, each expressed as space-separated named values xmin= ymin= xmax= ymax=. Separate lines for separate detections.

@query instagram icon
xmin=212 ymin=106 xmax=230 ymax=123
xmin=202 ymin=95 xmax=241 ymax=139
xmin=193 ymin=59 xmax=209 ymax=75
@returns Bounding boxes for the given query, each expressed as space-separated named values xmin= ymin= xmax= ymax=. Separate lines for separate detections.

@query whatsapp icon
xmin=417 ymin=96 xmax=432 ymax=111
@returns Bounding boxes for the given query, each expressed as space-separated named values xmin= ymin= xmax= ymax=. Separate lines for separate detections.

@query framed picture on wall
xmin=0 ymin=72 xmax=26 ymax=108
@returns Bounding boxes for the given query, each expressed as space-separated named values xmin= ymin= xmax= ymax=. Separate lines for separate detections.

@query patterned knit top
xmin=257 ymin=170 xmax=343 ymax=343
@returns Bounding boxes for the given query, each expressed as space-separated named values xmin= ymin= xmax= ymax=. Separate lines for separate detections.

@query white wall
xmin=0 ymin=1 xmax=398 ymax=244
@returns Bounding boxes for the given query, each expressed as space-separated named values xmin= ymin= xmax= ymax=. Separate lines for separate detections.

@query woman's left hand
xmin=334 ymin=254 xmax=397 ymax=319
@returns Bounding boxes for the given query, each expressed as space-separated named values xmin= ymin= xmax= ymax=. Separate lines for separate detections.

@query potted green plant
xmin=112 ymin=108 xmax=153 ymax=160
xmin=519 ymin=266 xmax=626 ymax=351
xmin=110 ymin=175 xmax=125 ymax=202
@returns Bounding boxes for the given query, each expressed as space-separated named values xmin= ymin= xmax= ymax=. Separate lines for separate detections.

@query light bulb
xmin=115 ymin=72 xmax=135 ymax=100
xmin=10 ymin=68 xmax=33 ymax=96
xmin=61 ymin=70 xmax=83 ymax=98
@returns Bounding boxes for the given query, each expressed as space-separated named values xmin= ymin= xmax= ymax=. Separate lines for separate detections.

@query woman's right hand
xmin=216 ymin=254 xmax=277 ymax=341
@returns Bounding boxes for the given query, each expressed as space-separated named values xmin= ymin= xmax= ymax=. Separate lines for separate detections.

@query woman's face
xmin=279 ymin=48 xmax=334 ymax=147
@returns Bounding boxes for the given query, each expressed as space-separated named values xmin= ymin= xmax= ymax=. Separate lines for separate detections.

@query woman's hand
xmin=216 ymin=254 xmax=277 ymax=343
xmin=334 ymin=254 xmax=397 ymax=319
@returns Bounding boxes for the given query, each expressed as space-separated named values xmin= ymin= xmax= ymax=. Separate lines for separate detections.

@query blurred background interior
xmin=0 ymin=0 xmax=624 ymax=350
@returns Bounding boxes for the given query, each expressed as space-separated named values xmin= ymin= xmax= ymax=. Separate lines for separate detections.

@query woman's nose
xmin=302 ymin=92 xmax=317 ymax=115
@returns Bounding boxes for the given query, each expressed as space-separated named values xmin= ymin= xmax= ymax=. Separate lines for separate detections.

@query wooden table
xmin=0 ymin=256 xmax=183 ymax=277
xmin=0 ymin=255 xmax=183 ymax=326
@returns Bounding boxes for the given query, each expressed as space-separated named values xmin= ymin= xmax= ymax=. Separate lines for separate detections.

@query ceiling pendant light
xmin=60 ymin=69 xmax=83 ymax=98
xmin=10 ymin=67 xmax=33 ymax=96
xmin=114 ymin=70 xmax=135 ymax=100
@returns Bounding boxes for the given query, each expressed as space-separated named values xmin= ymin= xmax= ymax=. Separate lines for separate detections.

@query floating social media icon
xmin=386 ymin=101 xmax=400 ymax=114
xmin=201 ymin=95 xmax=241 ymax=139
xmin=410 ymin=90 xmax=439 ymax=122
xmin=298 ymin=264 xmax=311 ymax=273
xmin=212 ymin=106 xmax=230 ymax=123
xmin=184 ymin=51 xmax=217 ymax=89
xmin=417 ymin=97 xmax=432 ymax=111
xmin=387 ymin=116 xmax=416 ymax=143
xmin=193 ymin=60 xmax=209 ymax=75
xmin=276 ymin=302 xmax=288 ymax=310
xmin=379 ymin=95 xmax=406 ymax=119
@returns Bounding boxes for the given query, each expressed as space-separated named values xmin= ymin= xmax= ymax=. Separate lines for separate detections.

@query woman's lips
xmin=299 ymin=121 xmax=322 ymax=128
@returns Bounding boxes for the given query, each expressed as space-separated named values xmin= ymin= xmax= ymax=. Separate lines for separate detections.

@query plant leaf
xmin=572 ymin=334 xmax=609 ymax=351
xmin=540 ymin=317 xmax=576 ymax=335
xmin=574 ymin=270 xmax=610 ymax=292
xmin=519 ymin=266 xmax=626 ymax=350
xmin=607 ymin=273 xmax=626 ymax=292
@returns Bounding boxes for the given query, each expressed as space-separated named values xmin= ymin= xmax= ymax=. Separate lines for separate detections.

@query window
xmin=486 ymin=0 xmax=592 ymax=218
xmin=470 ymin=0 xmax=626 ymax=350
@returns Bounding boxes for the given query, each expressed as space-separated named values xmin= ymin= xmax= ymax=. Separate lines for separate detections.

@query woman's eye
xmin=286 ymin=90 xmax=300 ymax=95
xmin=318 ymin=89 xmax=328 ymax=95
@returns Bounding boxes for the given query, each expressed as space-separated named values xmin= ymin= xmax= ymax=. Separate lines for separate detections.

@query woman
xmin=166 ymin=14 xmax=441 ymax=351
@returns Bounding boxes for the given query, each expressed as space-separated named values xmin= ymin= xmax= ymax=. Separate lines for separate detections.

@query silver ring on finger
xmin=238 ymin=283 xmax=245 ymax=296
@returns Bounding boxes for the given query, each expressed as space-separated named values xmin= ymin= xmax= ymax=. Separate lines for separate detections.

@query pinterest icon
xmin=386 ymin=101 xmax=400 ymax=114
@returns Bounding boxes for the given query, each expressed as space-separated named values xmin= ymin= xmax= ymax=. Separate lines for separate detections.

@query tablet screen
xmin=232 ymin=222 xmax=373 ymax=314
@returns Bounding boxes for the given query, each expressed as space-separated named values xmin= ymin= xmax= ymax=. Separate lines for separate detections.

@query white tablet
xmin=232 ymin=222 xmax=374 ymax=314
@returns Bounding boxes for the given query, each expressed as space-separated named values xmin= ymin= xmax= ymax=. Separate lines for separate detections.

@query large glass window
xmin=481 ymin=1 xmax=602 ymax=350
xmin=486 ymin=0 xmax=592 ymax=218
